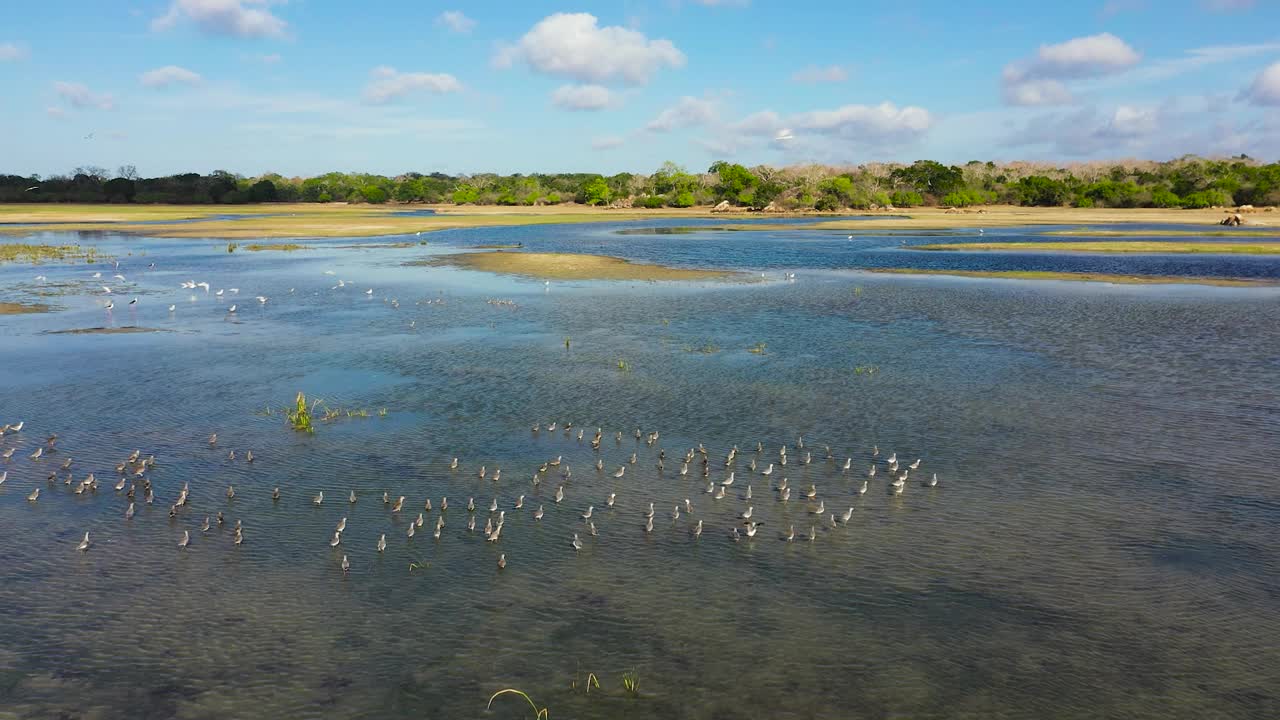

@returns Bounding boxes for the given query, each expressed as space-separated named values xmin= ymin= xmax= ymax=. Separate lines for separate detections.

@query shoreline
xmin=913 ymin=241 xmax=1280 ymax=254
xmin=866 ymin=268 xmax=1279 ymax=287
xmin=1 ymin=203 xmax=1273 ymax=239
xmin=417 ymin=250 xmax=735 ymax=281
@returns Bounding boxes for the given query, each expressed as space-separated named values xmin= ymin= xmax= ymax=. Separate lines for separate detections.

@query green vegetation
xmin=915 ymin=241 xmax=1280 ymax=254
xmin=245 ymin=243 xmax=308 ymax=251
xmin=616 ymin=359 xmax=632 ymax=372
xmin=748 ymin=342 xmax=768 ymax=354
xmin=5 ymin=156 xmax=1278 ymax=212
xmin=0 ymin=301 xmax=51 ymax=315
xmin=867 ymin=268 xmax=1279 ymax=287
xmin=0 ymin=242 xmax=98 ymax=264
xmin=621 ymin=671 xmax=640 ymax=697
xmin=226 ymin=242 xmax=238 ymax=253
xmin=286 ymin=392 xmax=316 ymax=433
xmin=486 ymin=689 xmax=549 ymax=719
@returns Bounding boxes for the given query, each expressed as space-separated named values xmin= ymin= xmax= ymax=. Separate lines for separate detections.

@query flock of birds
xmin=1 ymin=417 xmax=944 ymax=575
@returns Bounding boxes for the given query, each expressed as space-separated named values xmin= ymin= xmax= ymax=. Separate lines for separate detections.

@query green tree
xmin=360 ymin=185 xmax=388 ymax=204
xmin=248 ymin=179 xmax=278 ymax=202
xmin=580 ymin=176 xmax=611 ymax=206
xmin=890 ymin=160 xmax=965 ymax=198
xmin=668 ymin=190 xmax=695 ymax=208
xmin=452 ymin=184 xmax=480 ymax=204
xmin=1013 ymin=176 xmax=1069 ymax=207
xmin=712 ymin=163 xmax=757 ymax=202
xmin=889 ymin=190 xmax=923 ymax=207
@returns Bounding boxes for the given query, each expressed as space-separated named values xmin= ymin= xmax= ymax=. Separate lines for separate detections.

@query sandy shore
xmin=422 ymin=251 xmax=733 ymax=281
xmin=867 ymin=268 xmax=1279 ymax=287
xmin=2 ymin=203 xmax=1272 ymax=239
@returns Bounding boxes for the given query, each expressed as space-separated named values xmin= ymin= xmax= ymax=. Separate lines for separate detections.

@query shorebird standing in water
xmin=77 ymin=532 xmax=91 ymax=551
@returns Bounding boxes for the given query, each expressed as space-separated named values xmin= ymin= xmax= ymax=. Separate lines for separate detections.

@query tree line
xmin=3 ymin=156 xmax=1277 ymax=210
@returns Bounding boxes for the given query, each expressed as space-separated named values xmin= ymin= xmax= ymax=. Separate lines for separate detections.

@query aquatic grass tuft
xmin=227 ymin=242 xmax=238 ymax=253
xmin=615 ymin=359 xmax=632 ymax=372
xmin=285 ymin=392 xmax=316 ymax=433
xmin=748 ymin=342 xmax=767 ymax=354
xmin=486 ymin=688 xmax=549 ymax=719
xmin=853 ymin=365 xmax=879 ymax=375
xmin=621 ymin=671 xmax=640 ymax=697
xmin=0 ymin=243 xmax=99 ymax=265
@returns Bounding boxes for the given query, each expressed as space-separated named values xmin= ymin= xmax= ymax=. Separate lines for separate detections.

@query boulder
xmin=1220 ymin=213 xmax=1244 ymax=226
xmin=1238 ymin=204 xmax=1256 ymax=213
xmin=762 ymin=201 xmax=784 ymax=213
xmin=711 ymin=200 xmax=732 ymax=213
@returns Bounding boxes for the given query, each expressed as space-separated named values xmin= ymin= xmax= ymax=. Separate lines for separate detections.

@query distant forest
xmin=3 ymin=156 xmax=1278 ymax=210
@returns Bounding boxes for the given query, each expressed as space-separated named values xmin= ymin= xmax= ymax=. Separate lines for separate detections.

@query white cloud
xmin=645 ymin=96 xmax=718 ymax=132
xmin=494 ymin=12 xmax=685 ymax=85
xmin=590 ymin=135 xmax=625 ymax=150
xmin=436 ymin=10 xmax=475 ymax=34
xmin=730 ymin=110 xmax=784 ymax=135
xmin=1003 ymin=78 xmax=1072 ymax=106
xmin=1007 ymin=104 xmax=1161 ymax=155
xmin=1116 ymin=42 xmax=1280 ymax=85
xmin=791 ymin=64 xmax=848 ymax=84
xmin=1002 ymin=33 xmax=1141 ymax=105
xmin=54 ymin=81 xmax=114 ymax=110
xmin=550 ymin=84 xmax=615 ymax=111
xmin=791 ymin=102 xmax=933 ymax=141
xmin=46 ymin=107 xmax=67 ymax=119
xmin=0 ymin=42 xmax=27 ymax=61
xmin=362 ymin=66 xmax=462 ymax=104
xmin=1240 ymin=60 xmax=1280 ymax=106
xmin=152 ymin=0 xmax=287 ymax=39
xmin=140 ymin=65 xmax=203 ymax=88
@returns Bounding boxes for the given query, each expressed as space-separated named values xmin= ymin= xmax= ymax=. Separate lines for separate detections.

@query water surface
xmin=1 ymin=219 xmax=1278 ymax=719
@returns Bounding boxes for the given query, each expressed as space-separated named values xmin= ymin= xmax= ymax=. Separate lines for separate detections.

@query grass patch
xmin=748 ymin=342 xmax=768 ymax=354
xmin=419 ymin=251 xmax=733 ymax=281
xmin=867 ymin=268 xmax=1279 ymax=287
xmin=913 ymin=241 xmax=1280 ymax=254
xmin=0 ymin=301 xmax=51 ymax=315
xmin=1045 ymin=229 xmax=1280 ymax=237
xmin=245 ymin=243 xmax=309 ymax=251
xmin=286 ymin=392 xmax=317 ymax=433
xmin=0 ymin=243 xmax=99 ymax=264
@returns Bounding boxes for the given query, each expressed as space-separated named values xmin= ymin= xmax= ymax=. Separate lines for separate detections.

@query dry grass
xmin=0 ymin=302 xmax=51 ymax=315
xmin=867 ymin=268 xmax=1279 ymax=287
xmin=0 ymin=203 xmax=731 ymax=239
xmin=423 ymin=251 xmax=733 ymax=281
xmin=914 ymin=241 xmax=1280 ymax=254
xmin=803 ymin=206 xmax=1274 ymax=231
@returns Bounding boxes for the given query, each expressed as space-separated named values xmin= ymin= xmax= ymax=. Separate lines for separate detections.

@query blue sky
xmin=2 ymin=0 xmax=1279 ymax=177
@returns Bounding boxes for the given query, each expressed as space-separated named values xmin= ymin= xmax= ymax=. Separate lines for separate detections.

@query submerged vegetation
xmin=245 ymin=243 xmax=309 ymax=251
xmin=5 ymin=155 xmax=1277 ymax=211
xmin=486 ymin=688 xmax=549 ymax=720
xmin=0 ymin=242 xmax=98 ymax=264
xmin=281 ymin=392 xmax=387 ymax=432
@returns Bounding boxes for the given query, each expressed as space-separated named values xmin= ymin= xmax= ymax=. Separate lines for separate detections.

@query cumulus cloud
xmin=494 ymin=13 xmax=685 ymax=85
xmin=1007 ymin=104 xmax=1161 ymax=155
xmin=550 ymin=84 xmax=615 ymax=111
xmin=1002 ymin=33 xmax=1141 ymax=105
xmin=152 ymin=0 xmax=287 ymax=39
xmin=1240 ymin=60 xmax=1280 ymax=106
xmin=140 ymin=65 xmax=203 ymax=88
xmin=54 ymin=81 xmax=114 ymax=110
xmin=590 ymin=135 xmax=625 ymax=150
xmin=645 ymin=96 xmax=718 ymax=132
xmin=0 ymin=42 xmax=27 ymax=61
xmin=362 ymin=66 xmax=462 ymax=104
xmin=791 ymin=64 xmax=848 ymax=84
xmin=708 ymin=102 xmax=931 ymax=158
xmin=436 ymin=10 xmax=475 ymax=34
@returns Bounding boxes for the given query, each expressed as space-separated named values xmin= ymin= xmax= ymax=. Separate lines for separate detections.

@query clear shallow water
xmin=1 ymin=221 xmax=1279 ymax=720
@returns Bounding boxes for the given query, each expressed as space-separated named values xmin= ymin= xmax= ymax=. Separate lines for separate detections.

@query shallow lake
xmin=1 ymin=219 xmax=1278 ymax=719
